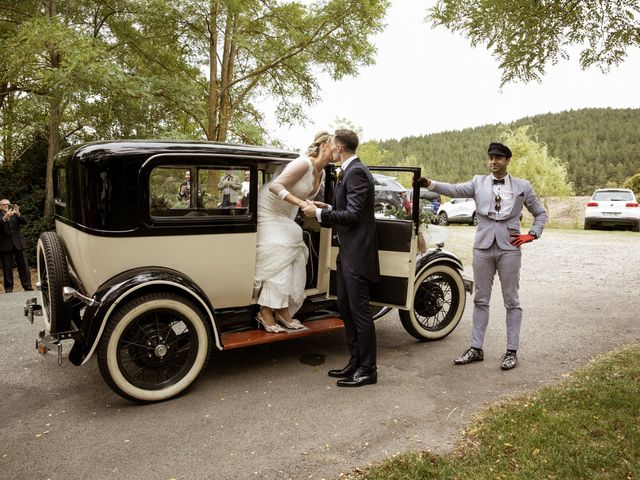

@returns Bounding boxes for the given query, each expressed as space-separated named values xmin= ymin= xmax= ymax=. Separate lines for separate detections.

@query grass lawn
xmin=347 ymin=344 xmax=640 ymax=480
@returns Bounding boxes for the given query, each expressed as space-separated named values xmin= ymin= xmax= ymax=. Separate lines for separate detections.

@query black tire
xmin=399 ymin=264 xmax=466 ymax=341
xmin=584 ymin=220 xmax=592 ymax=230
xmin=470 ymin=212 xmax=478 ymax=226
xmin=37 ymin=232 xmax=71 ymax=333
xmin=437 ymin=212 xmax=449 ymax=226
xmin=632 ymin=221 xmax=640 ymax=233
xmin=97 ymin=292 xmax=212 ymax=403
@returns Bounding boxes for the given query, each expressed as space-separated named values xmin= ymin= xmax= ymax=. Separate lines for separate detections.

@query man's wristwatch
xmin=528 ymin=230 xmax=539 ymax=239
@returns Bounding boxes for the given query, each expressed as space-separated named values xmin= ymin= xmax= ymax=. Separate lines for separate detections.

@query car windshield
xmin=593 ymin=191 xmax=635 ymax=202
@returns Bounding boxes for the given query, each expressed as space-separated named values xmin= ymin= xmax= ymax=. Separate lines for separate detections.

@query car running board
xmin=221 ymin=316 xmax=344 ymax=350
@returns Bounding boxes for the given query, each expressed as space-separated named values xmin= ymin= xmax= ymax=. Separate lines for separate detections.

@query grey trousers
xmin=470 ymin=242 xmax=522 ymax=351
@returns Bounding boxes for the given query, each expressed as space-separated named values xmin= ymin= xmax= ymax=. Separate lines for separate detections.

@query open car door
xmin=326 ymin=166 xmax=421 ymax=310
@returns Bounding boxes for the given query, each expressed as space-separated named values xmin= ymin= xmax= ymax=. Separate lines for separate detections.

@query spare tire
xmin=37 ymin=232 xmax=71 ymax=333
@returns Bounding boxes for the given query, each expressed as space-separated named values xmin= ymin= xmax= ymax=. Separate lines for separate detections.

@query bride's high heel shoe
xmin=256 ymin=312 xmax=286 ymax=333
xmin=274 ymin=312 xmax=306 ymax=330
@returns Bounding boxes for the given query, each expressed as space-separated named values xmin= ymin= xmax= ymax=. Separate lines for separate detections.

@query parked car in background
xmin=437 ymin=198 xmax=477 ymax=226
xmin=373 ymin=173 xmax=407 ymax=214
xmin=407 ymin=189 xmax=441 ymax=215
xmin=584 ymin=188 xmax=640 ymax=231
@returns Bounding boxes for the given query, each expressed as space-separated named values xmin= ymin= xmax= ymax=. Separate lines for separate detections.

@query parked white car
xmin=437 ymin=198 xmax=477 ymax=226
xmin=584 ymin=188 xmax=640 ymax=232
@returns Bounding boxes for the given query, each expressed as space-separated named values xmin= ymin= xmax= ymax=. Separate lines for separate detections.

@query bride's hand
xmin=312 ymin=200 xmax=328 ymax=209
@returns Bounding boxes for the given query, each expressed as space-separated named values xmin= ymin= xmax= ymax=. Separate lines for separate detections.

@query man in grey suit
xmin=417 ymin=143 xmax=547 ymax=370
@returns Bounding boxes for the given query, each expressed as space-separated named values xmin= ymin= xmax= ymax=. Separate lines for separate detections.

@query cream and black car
xmin=25 ymin=140 xmax=472 ymax=403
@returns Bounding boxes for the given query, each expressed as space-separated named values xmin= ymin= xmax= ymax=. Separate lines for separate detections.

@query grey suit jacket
xmin=430 ymin=175 xmax=548 ymax=250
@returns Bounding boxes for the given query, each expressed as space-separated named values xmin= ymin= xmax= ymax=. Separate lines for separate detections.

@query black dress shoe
xmin=501 ymin=351 xmax=518 ymax=370
xmin=454 ymin=347 xmax=484 ymax=365
xmin=23 ymin=287 xmax=34 ymax=291
xmin=5 ymin=289 xmax=12 ymax=293
xmin=328 ymin=362 xmax=358 ymax=378
xmin=336 ymin=367 xmax=377 ymax=387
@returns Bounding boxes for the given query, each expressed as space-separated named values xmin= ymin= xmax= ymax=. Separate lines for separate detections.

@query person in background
xmin=1 ymin=199 xmax=33 ymax=293
xmin=238 ymin=170 xmax=251 ymax=207
xmin=218 ymin=169 xmax=241 ymax=207
xmin=417 ymin=142 xmax=547 ymax=370
xmin=178 ymin=170 xmax=191 ymax=204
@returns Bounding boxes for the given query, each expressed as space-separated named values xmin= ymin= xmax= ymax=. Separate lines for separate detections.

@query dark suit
xmin=321 ymin=158 xmax=380 ymax=369
xmin=0 ymin=214 xmax=32 ymax=292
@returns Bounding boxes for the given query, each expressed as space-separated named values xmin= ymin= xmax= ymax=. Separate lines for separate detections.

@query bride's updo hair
xmin=307 ymin=131 xmax=331 ymax=158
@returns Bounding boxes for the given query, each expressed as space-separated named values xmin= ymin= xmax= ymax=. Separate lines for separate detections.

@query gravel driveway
xmin=1 ymin=228 xmax=639 ymax=480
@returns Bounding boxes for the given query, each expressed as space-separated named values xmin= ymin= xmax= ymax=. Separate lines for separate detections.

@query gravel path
xmin=1 ymin=227 xmax=639 ymax=480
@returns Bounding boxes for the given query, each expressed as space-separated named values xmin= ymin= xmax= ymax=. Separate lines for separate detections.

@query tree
xmin=2 ymin=0 xmax=390 ymax=217
xmin=163 ymin=0 xmax=389 ymax=143
xmin=429 ymin=0 xmax=640 ymax=85
xmin=624 ymin=173 xmax=640 ymax=196
xmin=499 ymin=125 xmax=574 ymax=201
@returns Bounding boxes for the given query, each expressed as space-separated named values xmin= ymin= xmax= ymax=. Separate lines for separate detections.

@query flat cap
xmin=487 ymin=142 xmax=512 ymax=158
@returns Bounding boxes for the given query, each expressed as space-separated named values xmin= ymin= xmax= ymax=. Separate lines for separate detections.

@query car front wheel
xmin=399 ymin=264 xmax=466 ymax=341
xmin=437 ymin=212 xmax=449 ymax=226
xmin=97 ymin=293 xmax=212 ymax=403
xmin=470 ymin=212 xmax=478 ymax=226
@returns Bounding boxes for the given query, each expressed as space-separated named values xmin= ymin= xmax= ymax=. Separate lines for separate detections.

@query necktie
xmin=493 ymin=178 xmax=505 ymax=185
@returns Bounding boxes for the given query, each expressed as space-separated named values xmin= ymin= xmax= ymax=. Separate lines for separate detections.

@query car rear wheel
xmin=399 ymin=264 xmax=466 ymax=341
xmin=97 ymin=293 xmax=212 ymax=403
xmin=36 ymin=232 xmax=71 ymax=333
xmin=584 ymin=220 xmax=592 ymax=230
xmin=437 ymin=212 xmax=449 ymax=226
xmin=470 ymin=212 xmax=478 ymax=226
xmin=632 ymin=221 xmax=640 ymax=233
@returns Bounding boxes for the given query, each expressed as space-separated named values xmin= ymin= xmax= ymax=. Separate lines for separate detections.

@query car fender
xmin=416 ymin=249 xmax=474 ymax=294
xmin=68 ymin=267 xmax=220 ymax=366
xmin=417 ymin=248 xmax=463 ymax=273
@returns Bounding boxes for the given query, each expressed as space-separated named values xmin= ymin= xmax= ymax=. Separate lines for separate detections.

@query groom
xmin=302 ymin=129 xmax=380 ymax=387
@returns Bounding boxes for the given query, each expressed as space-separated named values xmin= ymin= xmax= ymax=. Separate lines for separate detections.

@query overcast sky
xmin=265 ymin=1 xmax=640 ymax=152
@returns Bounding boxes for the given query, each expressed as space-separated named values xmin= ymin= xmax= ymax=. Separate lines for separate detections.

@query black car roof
xmin=62 ymin=139 xmax=299 ymax=165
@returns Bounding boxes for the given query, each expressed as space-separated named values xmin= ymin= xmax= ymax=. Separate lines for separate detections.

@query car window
xmin=593 ymin=191 xmax=634 ymax=202
xmin=149 ymin=166 xmax=251 ymax=219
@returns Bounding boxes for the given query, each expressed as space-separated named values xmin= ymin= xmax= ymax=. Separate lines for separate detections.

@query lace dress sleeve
xmin=269 ymin=157 xmax=310 ymax=205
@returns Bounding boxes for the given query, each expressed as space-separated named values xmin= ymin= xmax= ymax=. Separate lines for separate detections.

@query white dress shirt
xmin=315 ymin=155 xmax=358 ymax=221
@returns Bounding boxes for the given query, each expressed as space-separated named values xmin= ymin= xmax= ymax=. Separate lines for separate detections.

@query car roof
xmin=593 ymin=188 xmax=632 ymax=193
xmin=61 ymin=139 xmax=299 ymax=164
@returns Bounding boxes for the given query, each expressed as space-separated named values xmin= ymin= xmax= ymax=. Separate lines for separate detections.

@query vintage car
xmin=24 ymin=140 xmax=473 ymax=403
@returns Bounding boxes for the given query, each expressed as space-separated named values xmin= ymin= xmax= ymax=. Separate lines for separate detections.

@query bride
xmin=253 ymin=131 xmax=333 ymax=332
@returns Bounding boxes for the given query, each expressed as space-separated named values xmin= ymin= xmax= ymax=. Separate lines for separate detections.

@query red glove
xmin=510 ymin=233 xmax=535 ymax=247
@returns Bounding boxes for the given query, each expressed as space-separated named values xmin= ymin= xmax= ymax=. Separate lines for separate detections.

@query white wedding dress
xmin=254 ymin=156 xmax=324 ymax=314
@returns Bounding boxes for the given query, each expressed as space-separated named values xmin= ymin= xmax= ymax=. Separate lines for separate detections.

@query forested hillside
xmin=370 ymin=108 xmax=640 ymax=195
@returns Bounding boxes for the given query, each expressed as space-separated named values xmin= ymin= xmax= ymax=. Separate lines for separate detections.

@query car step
xmin=221 ymin=316 xmax=344 ymax=350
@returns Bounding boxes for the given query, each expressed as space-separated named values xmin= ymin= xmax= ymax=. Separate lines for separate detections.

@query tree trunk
xmin=44 ymin=96 xmax=62 ymax=217
xmin=1 ymin=92 xmax=13 ymax=163
xmin=207 ymin=1 xmax=219 ymax=141
xmin=217 ymin=11 xmax=237 ymax=142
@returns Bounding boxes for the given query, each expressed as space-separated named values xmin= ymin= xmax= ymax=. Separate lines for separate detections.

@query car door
xmin=325 ymin=166 xmax=419 ymax=309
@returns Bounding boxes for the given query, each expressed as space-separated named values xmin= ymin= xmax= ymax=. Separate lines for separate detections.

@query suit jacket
xmin=0 ymin=214 xmax=28 ymax=252
xmin=431 ymin=174 xmax=548 ymax=250
xmin=321 ymin=158 xmax=380 ymax=282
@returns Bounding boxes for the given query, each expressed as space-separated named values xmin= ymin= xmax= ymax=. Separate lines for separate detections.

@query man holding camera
xmin=1 ymin=199 xmax=33 ymax=293
xmin=218 ymin=169 xmax=241 ymax=207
